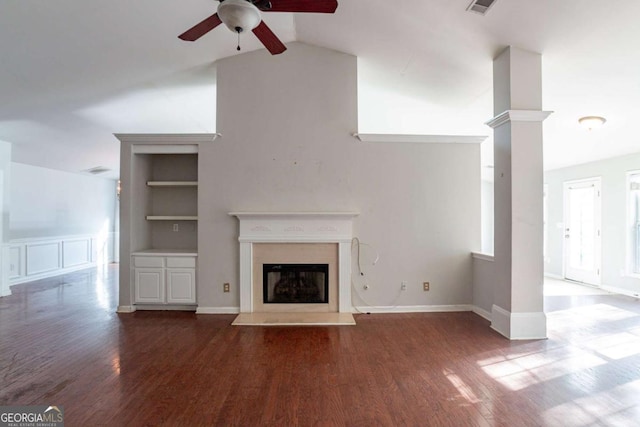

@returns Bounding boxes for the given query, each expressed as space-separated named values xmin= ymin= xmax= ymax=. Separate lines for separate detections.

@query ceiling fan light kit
xmin=178 ymin=0 xmax=338 ymax=55
xmin=218 ymin=0 xmax=262 ymax=33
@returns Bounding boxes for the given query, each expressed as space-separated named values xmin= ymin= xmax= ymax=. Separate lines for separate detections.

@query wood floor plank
xmin=1 ymin=265 xmax=640 ymax=426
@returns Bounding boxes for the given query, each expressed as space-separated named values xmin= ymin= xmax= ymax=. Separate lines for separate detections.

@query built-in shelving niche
xmin=132 ymin=152 xmax=198 ymax=251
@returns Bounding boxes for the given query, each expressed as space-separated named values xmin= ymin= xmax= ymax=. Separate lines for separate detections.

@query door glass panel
xmin=631 ymin=176 xmax=640 ymax=273
xmin=569 ymin=186 xmax=595 ymax=271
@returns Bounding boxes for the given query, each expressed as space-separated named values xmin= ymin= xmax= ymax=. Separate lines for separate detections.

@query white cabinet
xmin=167 ymin=269 xmax=196 ymax=303
xmin=133 ymin=254 xmax=196 ymax=305
xmin=135 ymin=268 xmax=165 ymax=303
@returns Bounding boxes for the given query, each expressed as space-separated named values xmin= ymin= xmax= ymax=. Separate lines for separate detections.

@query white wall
xmin=197 ymin=43 xmax=481 ymax=311
xmin=481 ymin=180 xmax=494 ymax=254
xmin=545 ymin=152 xmax=640 ymax=296
xmin=6 ymin=162 xmax=117 ymax=287
xmin=10 ymin=162 xmax=117 ymax=240
xmin=472 ymin=254 xmax=494 ymax=318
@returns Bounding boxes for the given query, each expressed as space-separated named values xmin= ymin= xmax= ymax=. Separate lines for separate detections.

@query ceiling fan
xmin=178 ymin=0 xmax=339 ymax=55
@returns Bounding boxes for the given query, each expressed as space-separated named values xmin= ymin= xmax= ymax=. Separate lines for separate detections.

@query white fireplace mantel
xmin=229 ymin=212 xmax=359 ymax=313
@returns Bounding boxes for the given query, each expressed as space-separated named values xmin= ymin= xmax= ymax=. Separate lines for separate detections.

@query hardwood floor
xmin=1 ymin=265 xmax=639 ymax=426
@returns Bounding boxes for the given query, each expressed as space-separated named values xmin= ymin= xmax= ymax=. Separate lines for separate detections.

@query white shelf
xmin=146 ymin=216 xmax=198 ymax=221
xmin=147 ymin=181 xmax=198 ymax=187
xmin=353 ymin=133 xmax=487 ymax=144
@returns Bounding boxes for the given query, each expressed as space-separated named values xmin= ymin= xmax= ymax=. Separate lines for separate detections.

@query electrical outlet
xmin=423 ymin=282 xmax=430 ymax=291
xmin=172 ymin=223 xmax=179 ymax=232
xmin=401 ymin=281 xmax=407 ymax=291
xmin=223 ymin=283 xmax=230 ymax=293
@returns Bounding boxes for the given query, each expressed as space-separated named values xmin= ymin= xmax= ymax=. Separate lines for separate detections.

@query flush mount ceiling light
xmin=578 ymin=116 xmax=607 ymax=131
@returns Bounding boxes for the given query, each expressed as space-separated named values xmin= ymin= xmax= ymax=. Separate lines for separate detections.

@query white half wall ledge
xmin=353 ymin=133 xmax=488 ymax=144
xmin=471 ymin=252 xmax=494 ymax=262
xmin=485 ymin=110 xmax=553 ymax=128
xmin=491 ymin=304 xmax=548 ymax=340
xmin=229 ymin=211 xmax=359 ymax=218
xmin=114 ymin=133 xmax=221 ymax=144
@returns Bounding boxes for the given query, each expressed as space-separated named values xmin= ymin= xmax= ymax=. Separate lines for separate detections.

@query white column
xmin=487 ymin=47 xmax=552 ymax=339
xmin=0 ymin=141 xmax=10 ymax=297
xmin=239 ymin=242 xmax=253 ymax=313
xmin=338 ymin=241 xmax=352 ymax=313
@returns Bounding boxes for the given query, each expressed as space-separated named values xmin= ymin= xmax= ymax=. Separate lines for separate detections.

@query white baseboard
xmin=196 ymin=306 xmax=240 ymax=314
xmin=134 ymin=305 xmax=197 ymax=311
xmin=601 ymin=284 xmax=640 ymax=298
xmin=544 ymin=273 xmax=564 ymax=280
xmin=117 ymin=305 xmax=200 ymax=313
xmin=352 ymin=304 xmax=473 ymax=314
xmin=491 ymin=304 xmax=547 ymax=340
xmin=491 ymin=304 xmax=511 ymax=337
xmin=472 ymin=305 xmax=492 ymax=321
xmin=197 ymin=306 xmax=475 ymax=315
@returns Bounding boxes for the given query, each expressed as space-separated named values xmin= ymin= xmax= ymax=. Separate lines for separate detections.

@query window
xmin=628 ymin=171 xmax=640 ymax=275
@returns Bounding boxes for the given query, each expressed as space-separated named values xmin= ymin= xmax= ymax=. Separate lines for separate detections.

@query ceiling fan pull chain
xmin=237 ymin=28 xmax=241 ymax=51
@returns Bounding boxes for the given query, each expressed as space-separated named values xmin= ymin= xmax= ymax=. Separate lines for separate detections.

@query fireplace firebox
xmin=263 ymin=264 xmax=329 ymax=304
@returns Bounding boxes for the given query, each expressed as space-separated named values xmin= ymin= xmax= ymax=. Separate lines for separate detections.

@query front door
xmin=563 ymin=177 xmax=602 ymax=285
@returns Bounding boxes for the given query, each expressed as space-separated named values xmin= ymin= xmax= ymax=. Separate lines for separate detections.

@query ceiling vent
xmin=467 ymin=0 xmax=498 ymax=15
xmin=84 ymin=166 xmax=111 ymax=175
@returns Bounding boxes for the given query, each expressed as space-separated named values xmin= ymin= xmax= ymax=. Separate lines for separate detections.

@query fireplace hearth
xmin=263 ymin=264 xmax=329 ymax=304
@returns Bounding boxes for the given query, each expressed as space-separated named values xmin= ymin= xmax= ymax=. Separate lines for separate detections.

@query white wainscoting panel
xmin=91 ymin=238 xmax=98 ymax=263
xmin=8 ymin=246 xmax=23 ymax=279
xmin=7 ymin=234 xmax=115 ymax=287
xmin=63 ymin=239 xmax=91 ymax=268
xmin=26 ymin=242 xmax=61 ymax=275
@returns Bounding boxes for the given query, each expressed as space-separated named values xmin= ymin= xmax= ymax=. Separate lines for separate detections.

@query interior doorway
xmin=563 ymin=177 xmax=602 ymax=286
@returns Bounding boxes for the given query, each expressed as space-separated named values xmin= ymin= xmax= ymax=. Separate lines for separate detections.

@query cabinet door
xmin=135 ymin=268 xmax=165 ymax=303
xmin=166 ymin=268 xmax=196 ymax=304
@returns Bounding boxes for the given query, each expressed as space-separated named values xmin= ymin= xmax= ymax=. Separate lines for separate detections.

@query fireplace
xmin=230 ymin=212 xmax=358 ymax=314
xmin=263 ymin=264 xmax=329 ymax=304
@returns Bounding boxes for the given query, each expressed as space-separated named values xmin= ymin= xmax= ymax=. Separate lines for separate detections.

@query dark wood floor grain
xmin=1 ymin=265 xmax=639 ymax=426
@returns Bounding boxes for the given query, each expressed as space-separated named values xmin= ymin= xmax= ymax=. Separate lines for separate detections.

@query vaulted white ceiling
xmin=1 ymin=0 xmax=639 ymax=179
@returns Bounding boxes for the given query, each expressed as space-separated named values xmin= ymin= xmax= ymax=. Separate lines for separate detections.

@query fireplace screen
xmin=263 ymin=264 xmax=329 ymax=304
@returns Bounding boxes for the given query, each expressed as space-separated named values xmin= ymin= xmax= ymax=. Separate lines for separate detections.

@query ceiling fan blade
xmin=263 ymin=0 xmax=338 ymax=13
xmin=252 ymin=21 xmax=287 ymax=55
xmin=178 ymin=13 xmax=223 ymax=41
